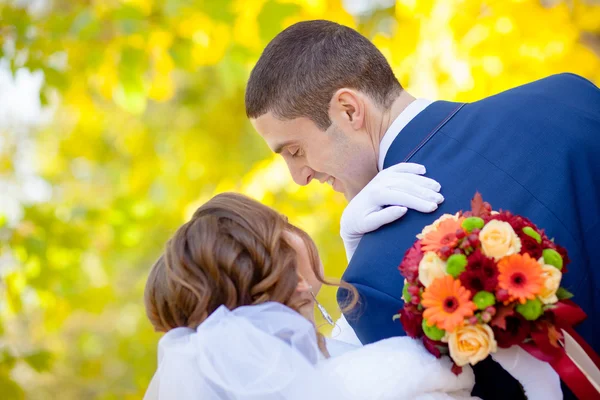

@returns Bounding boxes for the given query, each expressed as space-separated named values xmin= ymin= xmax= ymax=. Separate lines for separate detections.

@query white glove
xmin=491 ymin=346 xmax=562 ymax=400
xmin=340 ymin=163 xmax=443 ymax=262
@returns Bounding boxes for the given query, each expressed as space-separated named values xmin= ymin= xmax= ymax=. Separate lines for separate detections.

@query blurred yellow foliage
xmin=0 ymin=0 xmax=599 ymax=398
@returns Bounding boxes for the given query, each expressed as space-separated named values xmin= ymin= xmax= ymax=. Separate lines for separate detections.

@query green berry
xmin=462 ymin=217 xmax=484 ymax=232
xmin=516 ymin=298 xmax=543 ymax=321
xmin=422 ymin=319 xmax=446 ymax=341
xmin=473 ymin=291 xmax=496 ymax=310
xmin=402 ymin=284 xmax=412 ymax=303
xmin=446 ymin=254 xmax=468 ymax=277
xmin=542 ymin=249 xmax=563 ymax=270
xmin=522 ymin=227 xmax=542 ymax=244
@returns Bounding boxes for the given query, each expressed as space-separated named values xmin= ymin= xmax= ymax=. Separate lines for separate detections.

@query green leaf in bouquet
xmin=402 ymin=284 xmax=412 ymax=303
xmin=556 ymin=287 xmax=574 ymax=300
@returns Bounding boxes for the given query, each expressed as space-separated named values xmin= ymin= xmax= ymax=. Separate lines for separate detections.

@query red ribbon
xmin=520 ymin=300 xmax=600 ymax=399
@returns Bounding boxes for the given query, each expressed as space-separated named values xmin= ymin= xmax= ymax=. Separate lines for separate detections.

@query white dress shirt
xmin=331 ymin=98 xmax=433 ymax=348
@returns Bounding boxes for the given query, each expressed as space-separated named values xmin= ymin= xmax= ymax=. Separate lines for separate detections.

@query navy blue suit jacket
xmin=338 ymin=73 xmax=600 ymax=399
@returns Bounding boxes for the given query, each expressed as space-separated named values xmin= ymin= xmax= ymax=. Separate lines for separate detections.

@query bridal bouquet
xmin=395 ymin=193 xmax=576 ymax=375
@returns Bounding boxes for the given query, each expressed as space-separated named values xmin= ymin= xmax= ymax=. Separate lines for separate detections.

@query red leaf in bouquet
xmin=530 ymin=321 xmax=563 ymax=358
xmin=492 ymin=314 xmax=531 ymax=348
xmin=399 ymin=304 xmax=423 ymax=338
xmin=399 ymin=241 xmax=424 ymax=283
xmin=470 ymin=192 xmax=492 ymax=218
xmin=547 ymin=325 xmax=564 ymax=349
xmin=422 ymin=336 xmax=443 ymax=358
xmin=490 ymin=306 xmax=515 ymax=330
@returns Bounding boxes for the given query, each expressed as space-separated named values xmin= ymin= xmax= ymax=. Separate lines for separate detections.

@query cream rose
xmin=479 ymin=220 xmax=522 ymax=260
xmin=418 ymin=251 xmax=448 ymax=287
xmin=537 ymin=261 xmax=562 ymax=304
xmin=417 ymin=213 xmax=461 ymax=240
xmin=447 ymin=324 xmax=497 ymax=367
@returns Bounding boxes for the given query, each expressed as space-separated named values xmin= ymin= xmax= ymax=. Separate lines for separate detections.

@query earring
xmin=310 ymin=291 xmax=335 ymax=326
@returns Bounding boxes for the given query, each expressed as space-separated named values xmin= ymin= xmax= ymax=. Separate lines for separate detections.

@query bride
xmin=142 ymin=165 xmax=555 ymax=399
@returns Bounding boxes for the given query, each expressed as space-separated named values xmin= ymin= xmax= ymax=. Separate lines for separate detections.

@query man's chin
xmin=332 ymin=178 xmax=346 ymax=195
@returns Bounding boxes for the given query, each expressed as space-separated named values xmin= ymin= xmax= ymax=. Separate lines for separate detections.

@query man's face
xmin=251 ymin=112 xmax=378 ymax=200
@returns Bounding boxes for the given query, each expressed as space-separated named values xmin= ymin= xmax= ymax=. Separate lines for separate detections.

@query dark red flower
xmin=486 ymin=211 xmax=535 ymax=233
xmin=398 ymin=304 xmax=423 ymax=338
xmin=399 ymin=241 xmax=424 ymax=283
xmin=422 ymin=336 xmax=443 ymax=358
xmin=492 ymin=314 xmax=531 ymax=348
xmin=520 ymin=233 xmax=543 ymax=260
xmin=459 ymin=250 xmax=498 ymax=293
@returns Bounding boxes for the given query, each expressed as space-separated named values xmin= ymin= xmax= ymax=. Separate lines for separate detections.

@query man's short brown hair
xmin=245 ymin=20 xmax=402 ymax=130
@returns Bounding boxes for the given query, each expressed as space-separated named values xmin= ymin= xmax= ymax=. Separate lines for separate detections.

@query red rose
xmin=422 ymin=336 xmax=443 ymax=359
xmin=492 ymin=314 xmax=531 ymax=348
xmin=399 ymin=241 xmax=424 ymax=284
xmin=399 ymin=304 xmax=423 ymax=338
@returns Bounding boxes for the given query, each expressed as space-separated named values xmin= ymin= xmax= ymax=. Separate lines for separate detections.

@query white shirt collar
xmin=378 ymin=98 xmax=433 ymax=171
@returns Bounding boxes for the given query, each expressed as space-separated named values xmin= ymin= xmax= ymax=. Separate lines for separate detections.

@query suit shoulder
xmin=469 ymin=73 xmax=600 ymax=113
xmin=537 ymin=72 xmax=599 ymax=91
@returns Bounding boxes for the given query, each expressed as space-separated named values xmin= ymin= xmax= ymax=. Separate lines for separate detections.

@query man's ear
xmin=330 ymin=89 xmax=365 ymax=130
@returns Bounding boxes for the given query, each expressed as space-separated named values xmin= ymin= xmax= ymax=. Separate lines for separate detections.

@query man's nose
xmin=290 ymin=165 xmax=315 ymax=186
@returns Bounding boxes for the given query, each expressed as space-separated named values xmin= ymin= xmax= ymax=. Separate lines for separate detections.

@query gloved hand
xmin=340 ymin=163 xmax=443 ymax=262
xmin=492 ymin=346 xmax=562 ymax=400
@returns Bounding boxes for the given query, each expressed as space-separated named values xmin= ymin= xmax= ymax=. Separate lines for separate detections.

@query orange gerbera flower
xmin=421 ymin=218 xmax=464 ymax=253
xmin=422 ymin=275 xmax=477 ymax=332
xmin=497 ymin=253 xmax=543 ymax=304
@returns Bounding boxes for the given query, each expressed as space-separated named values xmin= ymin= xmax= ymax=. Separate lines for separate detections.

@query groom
xmin=245 ymin=20 xmax=600 ymax=399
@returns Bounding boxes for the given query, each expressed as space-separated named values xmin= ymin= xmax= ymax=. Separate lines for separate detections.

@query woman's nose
xmin=296 ymin=276 xmax=312 ymax=292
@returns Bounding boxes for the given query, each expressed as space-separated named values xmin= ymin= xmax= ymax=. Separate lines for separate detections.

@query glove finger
xmin=362 ymin=206 xmax=408 ymax=232
xmin=394 ymin=173 xmax=442 ymax=192
xmin=378 ymin=191 xmax=440 ymax=213
xmin=384 ymin=180 xmax=444 ymax=204
xmin=384 ymin=162 xmax=426 ymax=175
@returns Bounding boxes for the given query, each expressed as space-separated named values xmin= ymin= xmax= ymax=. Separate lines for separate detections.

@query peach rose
xmin=447 ymin=324 xmax=497 ymax=367
xmin=479 ymin=220 xmax=522 ymax=260
xmin=418 ymin=251 xmax=448 ymax=287
xmin=417 ymin=213 xmax=461 ymax=240
xmin=537 ymin=260 xmax=562 ymax=304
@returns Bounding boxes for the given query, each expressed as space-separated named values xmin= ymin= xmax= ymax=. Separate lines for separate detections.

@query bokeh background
xmin=1 ymin=0 xmax=599 ymax=398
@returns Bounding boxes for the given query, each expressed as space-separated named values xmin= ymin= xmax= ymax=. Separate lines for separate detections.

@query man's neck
xmin=366 ymin=91 xmax=416 ymax=159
